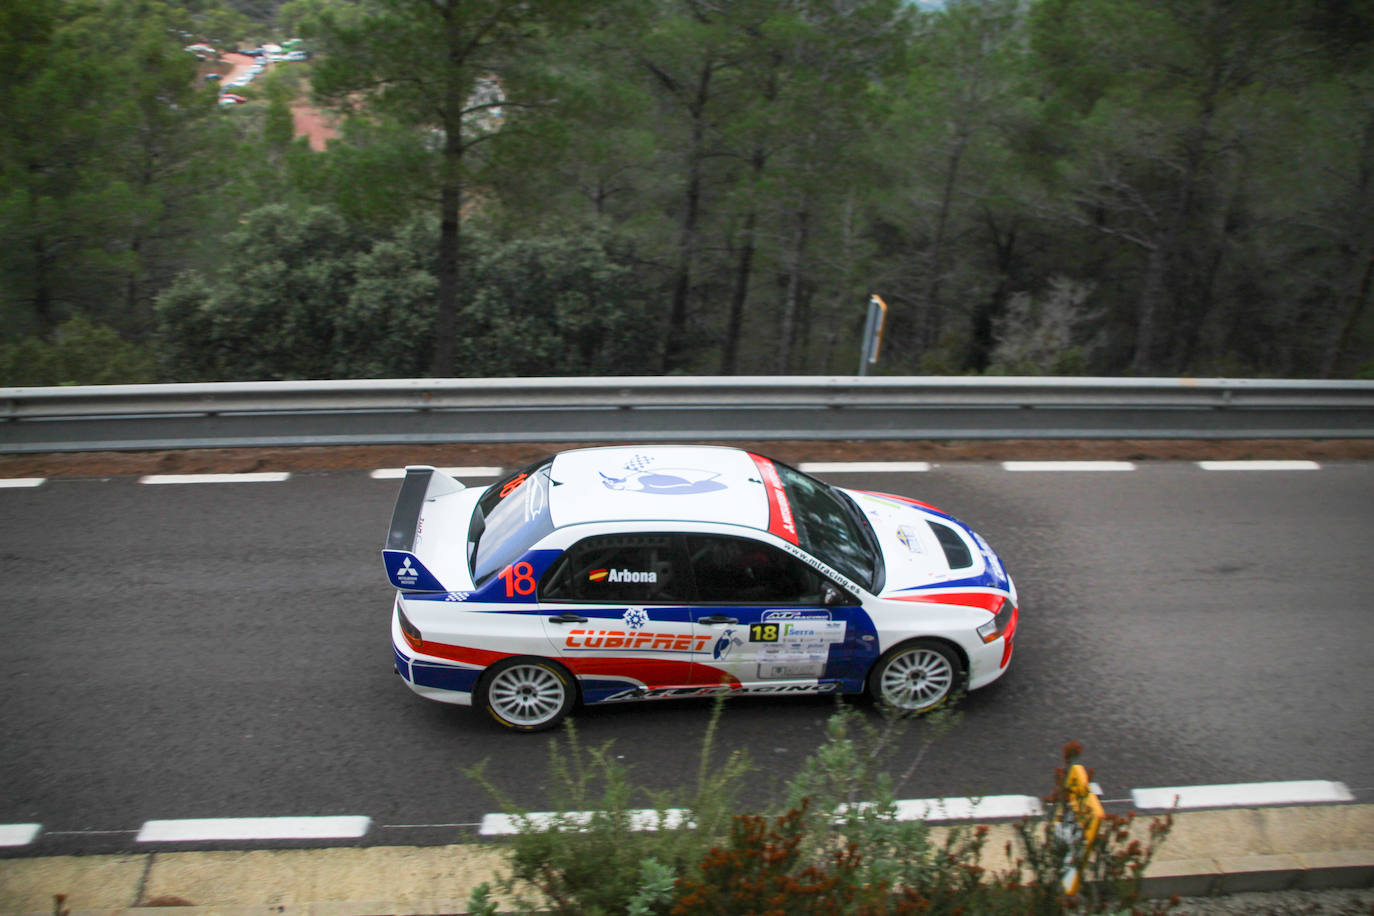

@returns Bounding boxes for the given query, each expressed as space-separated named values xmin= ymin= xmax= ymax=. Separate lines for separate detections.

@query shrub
xmin=471 ymin=701 xmax=1177 ymax=915
xmin=0 ymin=316 xmax=159 ymax=386
xmin=987 ymin=277 xmax=1102 ymax=376
xmin=465 ymin=697 xmax=751 ymax=916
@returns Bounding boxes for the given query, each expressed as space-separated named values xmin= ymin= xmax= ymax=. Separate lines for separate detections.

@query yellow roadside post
xmin=1057 ymin=762 xmax=1105 ymax=897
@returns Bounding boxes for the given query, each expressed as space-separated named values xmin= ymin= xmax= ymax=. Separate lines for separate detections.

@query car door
xmin=685 ymin=533 xmax=863 ymax=692
xmin=538 ymin=532 xmax=705 ymax=703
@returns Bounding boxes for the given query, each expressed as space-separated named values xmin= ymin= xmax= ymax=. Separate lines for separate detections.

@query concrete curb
xmin=3 ymin=805 xmax=1371 ymax=915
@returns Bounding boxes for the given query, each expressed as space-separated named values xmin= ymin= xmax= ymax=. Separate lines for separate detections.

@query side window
xmin=686 ymin=534 xmax=826 ymax=604
xmin=540 ymin=533 xmax=691 ymax=603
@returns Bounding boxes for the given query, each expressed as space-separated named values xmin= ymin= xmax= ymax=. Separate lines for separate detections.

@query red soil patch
xmin=292 ymin=103 xmax=339 ymax=151
xmin=219 ymin=51 xmax=257 ymax=84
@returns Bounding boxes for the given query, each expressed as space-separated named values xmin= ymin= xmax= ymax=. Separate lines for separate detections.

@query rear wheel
xmin=868 ymin=639 xmax=961 ymax=714
xmin=477 ymin=658 xmax=575 ymax=732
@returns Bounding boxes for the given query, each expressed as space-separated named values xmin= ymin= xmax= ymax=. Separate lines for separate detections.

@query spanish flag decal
xmin=588 ymin=568 xmax=609 ymax=582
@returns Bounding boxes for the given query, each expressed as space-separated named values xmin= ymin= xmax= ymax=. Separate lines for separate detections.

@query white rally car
xmin=384 ymin=445 xmax=1017 ymax=731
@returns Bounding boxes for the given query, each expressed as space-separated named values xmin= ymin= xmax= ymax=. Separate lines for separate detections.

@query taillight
xmin=976 ymin=596 xmax=1017 ymax=643
xmin=397 ymin=603 xmax=423 ymax=649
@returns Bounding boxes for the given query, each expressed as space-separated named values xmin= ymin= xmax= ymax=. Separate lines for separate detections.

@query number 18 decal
xmin=749 ymin=623 xmax=779 ymax=642
xmin=499 ymin=561 xmax=536 ymax=598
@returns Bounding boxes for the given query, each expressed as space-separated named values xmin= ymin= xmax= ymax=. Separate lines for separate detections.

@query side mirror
xmin=822 ymin=582 xmax=848 ymax=606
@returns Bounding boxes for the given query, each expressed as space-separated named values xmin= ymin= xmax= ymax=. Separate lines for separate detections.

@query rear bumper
xmin=392 ymin=609 xmax=475 ymax=706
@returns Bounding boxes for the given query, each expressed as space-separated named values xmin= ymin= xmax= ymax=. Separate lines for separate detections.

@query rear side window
xmin=927 ymin=521 xmax=973 ymax=570
xmin=471 ymin=459 xmax=556 ymax=586
xmin=541 ymin=533 xmax=692 ymax=603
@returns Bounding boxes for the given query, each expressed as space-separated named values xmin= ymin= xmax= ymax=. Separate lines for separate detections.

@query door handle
xmin=697 ymin=615 xmax=738 ymax=625
xmin=547 ymin=613 xmax=589 ymax=624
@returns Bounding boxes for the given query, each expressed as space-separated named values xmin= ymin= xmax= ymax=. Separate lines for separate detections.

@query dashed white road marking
xmin=1196 ymin=460 xmax=1320 ymax=471
xmin=480 ymin=809 xmax=690 ymax=836
xmin=1131 ymin=779 xmax=1353 ymax=811
xmin=1002 ymin=461 xmax=1137 ymax=472
xmin=799 ymin=461 xmax=931 ymax=473
xmin=0 ymin=823 xmax=41 ymax=846
xmin=892 ymin=794 xmax=1044 ymax=822
xmin=10 ymin=777 xmax=1360 ymax=848
xmin=139 ymin=472 xmax=292 ymax=485
xmin=480 ymin=796 xmax=1045 ymax=837
xmin=135 ymin=816 xmax=371 ymax=842
xmin=0 ymin=477 xmax=45 ymax=488
xmin=370 ymin=467 xmax=503 ymax=479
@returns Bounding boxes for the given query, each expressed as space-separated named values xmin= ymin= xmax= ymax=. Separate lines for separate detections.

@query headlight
xmin=976 ymin=596 xmax=1017 ymax=643
xmin=397 ymin=602 xmax=424 ymax=649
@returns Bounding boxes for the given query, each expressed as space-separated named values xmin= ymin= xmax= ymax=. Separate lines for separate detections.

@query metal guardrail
xmin=3 ymin=376 xmax=1373 ymax=453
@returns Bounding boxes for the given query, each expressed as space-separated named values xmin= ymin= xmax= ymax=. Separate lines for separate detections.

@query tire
xmin=867 ymin=639 xmax=962 ymax=714
xmin=477 ymin=657 xmax=576 ymax=732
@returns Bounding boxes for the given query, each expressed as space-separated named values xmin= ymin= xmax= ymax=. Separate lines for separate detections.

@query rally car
xmin=384 ymin=445 xmax=1017 ymax=731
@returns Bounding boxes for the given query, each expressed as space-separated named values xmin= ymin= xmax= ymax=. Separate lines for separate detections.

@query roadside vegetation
xmin=466 ymin=699 xmax=1177 ymax=915
xmin=3 ymin=0 xmax=1372 ymax=385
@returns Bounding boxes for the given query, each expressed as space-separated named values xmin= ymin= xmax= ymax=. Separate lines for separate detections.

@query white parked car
xmin=384 ymin=446 xmax=1018 ymax=731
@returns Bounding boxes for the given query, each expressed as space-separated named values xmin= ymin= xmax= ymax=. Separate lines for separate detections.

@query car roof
xmin=546 ymin=445 xmax=772 ymax=532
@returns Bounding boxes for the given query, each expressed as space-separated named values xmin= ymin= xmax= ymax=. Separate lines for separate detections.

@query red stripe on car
xmin=748 ymin=453 xmax=799 ymax=544
xmin=890 ymin=591 xmax=1008 ymax=613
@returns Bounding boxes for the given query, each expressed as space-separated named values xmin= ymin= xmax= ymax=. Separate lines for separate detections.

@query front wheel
xmin=477 ymin=657 xmax=576 ymax=732
xmin=868 ymin=639 xmax=961 ymax=714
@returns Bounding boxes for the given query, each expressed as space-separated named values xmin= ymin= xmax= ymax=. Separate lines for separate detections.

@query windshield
xmin=773 ymin=461 xmax=881 ymax=591
xmin=470 ymin=459 xmax=556 ymax=586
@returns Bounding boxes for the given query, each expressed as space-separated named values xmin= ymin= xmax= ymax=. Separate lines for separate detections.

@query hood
xmin=846 ymin=489 xmax=1013 ymax=604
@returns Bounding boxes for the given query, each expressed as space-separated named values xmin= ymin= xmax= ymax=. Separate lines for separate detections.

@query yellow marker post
xmin=1058 ymin=763 xmax=1105 ymax=896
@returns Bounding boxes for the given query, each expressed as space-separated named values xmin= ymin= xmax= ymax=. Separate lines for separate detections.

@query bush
xmin=987 ymin=277 xmax=1102 ymax=376
xmin=465 ymin=697 xmax=751 ymax=916
xmin=471 ymin=701 xmax=1176 ymax=915
xmin=450 ymin=230 xmax=662 ymax=377
xmin=0 ymin=316 xmax=159 ymax=386
xmin=154 ymin=205 xmax=661 ymax=381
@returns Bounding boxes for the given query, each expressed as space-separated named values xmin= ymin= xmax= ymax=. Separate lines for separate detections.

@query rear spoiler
xmin=382 ymin=466 xmax=465 ymax=592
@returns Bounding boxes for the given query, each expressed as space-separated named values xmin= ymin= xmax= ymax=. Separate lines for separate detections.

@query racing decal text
xmin=564 ymin=629 xmax=713 ymax=652
xmin=498 ymin=562 xmax=536 ymax=597
xmin=589 ymin=568 xmax=658 ymax=583
xmin=773 ymin=538 xmax=861 ymax=595
xmin=750 ymin=623 xmax=781 ymax=642
xmin=602 ymin=682 xmax=840 ymax=703
xmin=396 ymin=557 xmax=420 ymax=586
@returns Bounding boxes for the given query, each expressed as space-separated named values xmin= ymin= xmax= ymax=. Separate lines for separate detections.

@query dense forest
xmin=2 ymin=0 xmax=1372 ymax=384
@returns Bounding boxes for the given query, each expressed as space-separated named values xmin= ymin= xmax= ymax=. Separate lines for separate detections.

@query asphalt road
xmin=2 ymin=460 xmax=1372 ymax=857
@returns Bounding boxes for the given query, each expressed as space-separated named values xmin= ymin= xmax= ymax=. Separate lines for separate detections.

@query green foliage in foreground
xmin=468 ymin=700 xmax=1175 ymax=915
xmin=466 ymin=698 xmax=753 ymax=916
